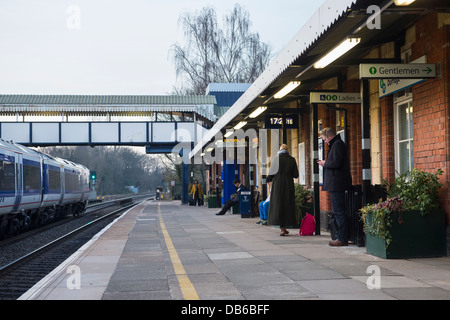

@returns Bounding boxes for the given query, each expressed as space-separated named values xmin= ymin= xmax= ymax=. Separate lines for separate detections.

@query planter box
xmin=207 ymin=197 xmax=220 ymax=208
xmin=366 ymin=209 xmax=447 ymax=259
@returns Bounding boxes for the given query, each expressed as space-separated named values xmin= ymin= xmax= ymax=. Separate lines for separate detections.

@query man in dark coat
xmin=267 ymin=144 xmax=299 ymax=236
xmin=318 ymin=127 xmax=352 ymax=246
xmin=216 ymin=179 xmax=247 ymax=215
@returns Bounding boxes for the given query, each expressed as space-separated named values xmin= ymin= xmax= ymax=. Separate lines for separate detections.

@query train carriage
xmin=59 ymin=158 xmax=90 ymax=213
xmin=0 ymin=147 xmax=17 ymax=216
xmin=0 ymin=139 xmax=90 ymax=237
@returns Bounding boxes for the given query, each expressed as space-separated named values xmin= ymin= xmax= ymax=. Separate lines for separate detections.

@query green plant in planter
xmin=360 ymin=168 xmax=443 ymax=248
xmin=360 ymin=196 xmax=403 ymax=247
xmin=294 ymin=184 xmax=312 ymax=224
xmin=205 ymin=190 xmax=220 ymax=208
xmin=385 ymin=168 xmax=443 ymax=215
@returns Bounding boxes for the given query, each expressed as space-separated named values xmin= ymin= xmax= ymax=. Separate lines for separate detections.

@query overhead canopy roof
xmin=190 ymin=0 xmax=450 ymax=158
xmin=0 ymin=94 xmax=218 ymax=121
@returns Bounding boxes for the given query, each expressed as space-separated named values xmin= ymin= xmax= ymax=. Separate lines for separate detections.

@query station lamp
xmin=393 ymin=0 xmax=415 ymax=5
xmin=224 ymin=130 xmax=234 ymax=138
xmin=233 ymin=121 xmax=247 ymax=130
xmin=313 ymin=37 xmax=361 ymax=69
xmin=249 ymin=106 xmax=267 ymax=118
xmin=274 ymin=81 xmax=301 ymax=99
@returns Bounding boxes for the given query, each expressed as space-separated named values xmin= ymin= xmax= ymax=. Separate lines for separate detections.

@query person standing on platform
xmin=267 ymin=144 xmax=299 ymax=236
xmin=256 ymin=181 xmax=271 ymax=225
xmin=190 ymin=180 xmax=204 ymax=206
xmin=216 ymin=179 xmax=246 ymax=215
xmin=318 ymin=127 xmax=352 ymax=247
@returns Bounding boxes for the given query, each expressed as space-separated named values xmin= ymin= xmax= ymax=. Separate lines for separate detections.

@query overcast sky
xmin=0 ymin=0 xmax=323 ymax=95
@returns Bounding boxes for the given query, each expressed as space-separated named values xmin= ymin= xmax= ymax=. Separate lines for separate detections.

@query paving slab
xmin=20 ymin=200 xmax=450 ymax=301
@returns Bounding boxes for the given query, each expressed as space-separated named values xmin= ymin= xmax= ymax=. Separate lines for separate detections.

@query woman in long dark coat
xmin=267 ymin=144 xmax=299 ymax=236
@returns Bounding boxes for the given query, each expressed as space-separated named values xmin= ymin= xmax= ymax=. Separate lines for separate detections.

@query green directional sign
xmin=360 ymin=63 xmax=436 ymax=79
xmin=310 ymin=92 xmax=361 ymax=104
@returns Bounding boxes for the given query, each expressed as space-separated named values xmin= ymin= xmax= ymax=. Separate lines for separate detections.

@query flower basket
xmin=205 ymin=193 xmax=220 ymax=208
xmin=361 ymin=168 xmax=446 ymax=259
xmin=365 ymin=209 xmax=446 ymax=259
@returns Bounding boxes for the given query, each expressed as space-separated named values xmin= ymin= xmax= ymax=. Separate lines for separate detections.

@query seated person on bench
xmin=257 ymin=181 xmax=271 ymax=225
xmin=216 ymin=179 xmax=247 ymax=216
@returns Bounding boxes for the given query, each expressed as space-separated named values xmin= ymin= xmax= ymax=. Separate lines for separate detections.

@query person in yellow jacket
xmin=190 ymin=180 xmax=204 ymax=206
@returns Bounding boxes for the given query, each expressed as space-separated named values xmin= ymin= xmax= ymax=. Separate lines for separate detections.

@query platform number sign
xmin=264 ymin=114 xmax=298 ymax=129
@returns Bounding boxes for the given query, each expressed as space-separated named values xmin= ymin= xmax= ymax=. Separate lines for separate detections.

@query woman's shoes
xmin=280 ymin=228 xmax=289 ymax=236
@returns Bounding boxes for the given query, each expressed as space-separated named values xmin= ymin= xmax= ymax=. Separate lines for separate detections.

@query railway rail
xmin=0 ymin=198 xmax=148 ymax=300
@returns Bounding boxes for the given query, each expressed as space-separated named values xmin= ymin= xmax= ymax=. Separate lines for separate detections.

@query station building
xmin=191 ymin=0 xmax=450 ymax=251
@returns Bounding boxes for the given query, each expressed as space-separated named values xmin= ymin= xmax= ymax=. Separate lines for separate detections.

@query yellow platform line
xmin=157 ymin=202 xmax=199 ymax=300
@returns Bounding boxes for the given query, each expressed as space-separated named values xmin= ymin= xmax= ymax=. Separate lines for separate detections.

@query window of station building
xmin=0 ymin=159 xmax=15 ymax=191
xmin=336 ymin=110 xmax=346 ymax=143
xmin=394 ymin=89 xmax=413 ymax=175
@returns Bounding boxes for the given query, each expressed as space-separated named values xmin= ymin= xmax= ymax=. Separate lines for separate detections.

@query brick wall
xmin=410 ymin=13 xmax=450 ymax=224
xmin=298 ymin=12 xmax=450 ymax=229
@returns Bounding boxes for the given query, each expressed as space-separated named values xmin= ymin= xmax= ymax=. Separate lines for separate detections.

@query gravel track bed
xmin=0 ymin=205 xmax=122 ymax=267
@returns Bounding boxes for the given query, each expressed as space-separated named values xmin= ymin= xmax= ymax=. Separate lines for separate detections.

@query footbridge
xmin=0 ymin=95 xmax=216 ymax=148
xmin=0 ymin=94 xmax=217 ymax=204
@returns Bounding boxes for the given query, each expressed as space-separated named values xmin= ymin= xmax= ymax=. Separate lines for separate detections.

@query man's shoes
xmin=328 ymin=240 xmax=348 ymax=247
xmin=261 ymin=221 xmax=267 ymax=226
xmin=256 ymin=220 xmax=262 ymax=224
xmin=216 ymin=212 xmax=225 ymax=216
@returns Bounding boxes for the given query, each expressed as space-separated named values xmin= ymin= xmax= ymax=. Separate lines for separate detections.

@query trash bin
xmin=239 ymin=191 xmax=251 ymax=218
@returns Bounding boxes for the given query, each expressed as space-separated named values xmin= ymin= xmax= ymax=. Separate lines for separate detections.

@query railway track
xmin=0 ymin=201 xmax=143 ymax=300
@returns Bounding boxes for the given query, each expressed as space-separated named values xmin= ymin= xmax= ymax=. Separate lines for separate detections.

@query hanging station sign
xmin=378 ymin=56 xmax=428 ymax=98
xmin=310 ymin=92 xmax=361 ymax=104
xmin=264 ymin=114 xmax=299 ymax=129
xmin=360 ymin=63 xmax=436 ymax=79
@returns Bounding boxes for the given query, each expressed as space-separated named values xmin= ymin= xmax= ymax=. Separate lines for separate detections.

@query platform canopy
xmin=0 ymin=94 xmax=217 ymax=121
xmin=190 ymin=0 xmax=449 ymax=158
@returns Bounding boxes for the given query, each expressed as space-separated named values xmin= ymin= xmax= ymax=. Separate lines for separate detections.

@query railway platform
xmin=19 ymin=199 xmax=450 ymax=301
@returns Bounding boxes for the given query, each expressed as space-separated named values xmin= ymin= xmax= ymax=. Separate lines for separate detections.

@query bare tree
xmin=171 ymin=4 xmax=272 ymax=95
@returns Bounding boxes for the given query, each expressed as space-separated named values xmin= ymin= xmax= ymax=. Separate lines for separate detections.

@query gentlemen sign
xmin=378 ymin=56 xmax=428 ymax=98
xmin=360 ymin=63 xmax=436 ymax=79
xmin=310 ymin=92 xmax=361 ymax=104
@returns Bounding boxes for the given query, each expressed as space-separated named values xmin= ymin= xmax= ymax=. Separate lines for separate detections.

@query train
xmin=0 ymin=139 xmax=90 ymax=238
